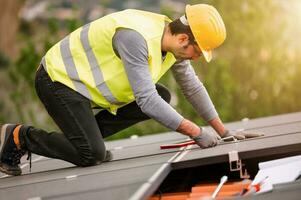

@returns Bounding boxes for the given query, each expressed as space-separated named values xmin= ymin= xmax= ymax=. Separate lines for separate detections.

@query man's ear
xmin=177 ymin=33 xmax=190 ymax=46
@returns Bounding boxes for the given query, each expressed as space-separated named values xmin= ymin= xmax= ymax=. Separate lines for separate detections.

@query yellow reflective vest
xmin=43 ymin=9 xmax=176 ymax=114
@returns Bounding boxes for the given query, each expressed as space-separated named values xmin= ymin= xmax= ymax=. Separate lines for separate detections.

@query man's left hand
xmin=222 ymin=129 xmax=264 ymax=140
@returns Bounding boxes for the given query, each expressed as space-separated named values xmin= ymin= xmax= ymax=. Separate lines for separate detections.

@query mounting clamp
xmin=228 ymin=151 xmax=250 ymax=179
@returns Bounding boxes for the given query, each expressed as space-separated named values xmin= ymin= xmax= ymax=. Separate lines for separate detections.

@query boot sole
xmin=0 ymin=163 xmax=21 ymax=176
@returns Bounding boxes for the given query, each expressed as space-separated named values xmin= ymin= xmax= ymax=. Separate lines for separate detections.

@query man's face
xmin=172 ymin=34 xmax=202 ymax=61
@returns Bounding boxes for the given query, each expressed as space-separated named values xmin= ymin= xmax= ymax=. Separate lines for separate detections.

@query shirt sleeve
xmin=171 ymin=60 xmax=218 ymax=121
xmin=112 ymin=28 xmax=184 ymax=130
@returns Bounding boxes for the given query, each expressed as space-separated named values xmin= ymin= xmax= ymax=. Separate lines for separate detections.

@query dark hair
xmin=168 ymin=18 xmax=195 ymax=44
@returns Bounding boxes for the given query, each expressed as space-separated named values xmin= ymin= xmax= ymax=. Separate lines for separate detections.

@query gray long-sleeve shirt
xmin=113 ymin=29 xmax=218 ymax=130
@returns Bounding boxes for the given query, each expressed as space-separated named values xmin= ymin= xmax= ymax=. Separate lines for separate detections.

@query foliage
xmin=0 ymin=51 xmax=10 ymax=69
xmin=1 ymin=0 xmax=301 ymax=141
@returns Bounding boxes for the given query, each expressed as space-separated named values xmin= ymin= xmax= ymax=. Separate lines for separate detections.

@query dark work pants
xmin=19 ymin=65 xmax=171 ymax=166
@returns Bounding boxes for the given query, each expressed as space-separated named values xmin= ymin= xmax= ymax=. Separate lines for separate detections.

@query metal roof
xmin=0 ymin=112 xmax=300 ymax=200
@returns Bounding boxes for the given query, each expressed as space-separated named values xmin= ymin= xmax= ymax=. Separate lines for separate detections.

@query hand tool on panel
xmin=160 ymin=140 xmax=196 ymax=149
xmin=160 ymin=135 xmax=236 ymax=149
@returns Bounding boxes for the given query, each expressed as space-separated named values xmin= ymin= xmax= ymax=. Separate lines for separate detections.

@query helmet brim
xmin=200 ymin=48 xmax=212 ymax=62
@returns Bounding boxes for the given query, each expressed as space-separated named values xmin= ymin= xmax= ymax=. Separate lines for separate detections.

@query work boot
xmin=0 ymin=124 xmax=26 ymax=176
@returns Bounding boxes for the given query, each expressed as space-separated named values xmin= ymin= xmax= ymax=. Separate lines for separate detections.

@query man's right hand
xmin=176 ymin=119 xmax=219 ymax=148
xmin=190 ymin=127 xmax=220 ymax=148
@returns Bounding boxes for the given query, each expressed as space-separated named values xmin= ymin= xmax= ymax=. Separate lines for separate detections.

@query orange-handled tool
xmin=160 ymin=140 xmax=196 ymax=149
xmin=160 ymin=136 xmax=236 ymax=149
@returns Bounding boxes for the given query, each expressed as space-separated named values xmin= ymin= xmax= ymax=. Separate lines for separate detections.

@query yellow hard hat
xmin=186 ymin=4 xmax=226 ymax=62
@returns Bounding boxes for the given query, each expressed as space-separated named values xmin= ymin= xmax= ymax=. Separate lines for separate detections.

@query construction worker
xmin=0 ymin=4 xmax=262 ymax=176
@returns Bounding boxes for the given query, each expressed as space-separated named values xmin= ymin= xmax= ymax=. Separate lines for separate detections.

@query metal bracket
xmin=228 ymin=151 xmax=250 ymax=179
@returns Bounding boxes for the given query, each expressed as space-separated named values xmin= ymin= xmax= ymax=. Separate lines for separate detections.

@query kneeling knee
xmin=79 ymin=148 xmax=106 ymax=167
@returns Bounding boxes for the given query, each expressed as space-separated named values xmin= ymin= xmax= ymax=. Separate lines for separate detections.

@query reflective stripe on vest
xmin=60 ymin=35 xmax=91 ymax=99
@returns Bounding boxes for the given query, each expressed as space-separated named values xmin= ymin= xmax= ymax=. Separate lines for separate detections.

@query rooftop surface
xmin=0 ymin=112 xmax=300 ymax=200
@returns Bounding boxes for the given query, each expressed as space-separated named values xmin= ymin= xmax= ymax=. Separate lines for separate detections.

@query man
xmin=0 ymin=4 xmax=261 ymax=176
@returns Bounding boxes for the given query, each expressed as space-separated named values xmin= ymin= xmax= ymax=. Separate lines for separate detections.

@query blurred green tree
xmin=1 ymin=0 xmax=301 ymax=140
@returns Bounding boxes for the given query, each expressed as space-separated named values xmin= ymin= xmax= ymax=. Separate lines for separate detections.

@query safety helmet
xmin=185 ymin=4 xmax=226 ymax=62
